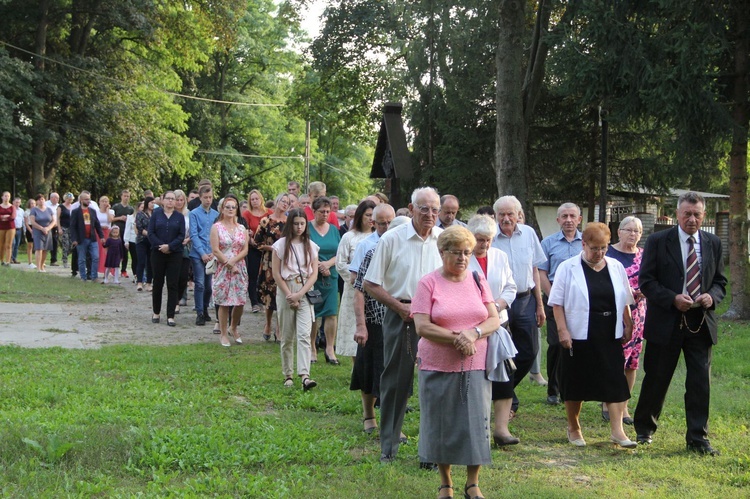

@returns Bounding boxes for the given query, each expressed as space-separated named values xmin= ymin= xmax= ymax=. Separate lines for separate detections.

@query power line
xmin=0 ymin=40 xmax=284 ymax=107
xmin=197 ymin=150 xmax=304 ymax=161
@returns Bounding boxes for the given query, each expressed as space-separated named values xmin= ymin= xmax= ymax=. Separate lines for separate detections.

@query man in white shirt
xmin=492 ymin=195 xmax=547 ymax=416
xmin=364 ymin=188 xmax=443 ymax=467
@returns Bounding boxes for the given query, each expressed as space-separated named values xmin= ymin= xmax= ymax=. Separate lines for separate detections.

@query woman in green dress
xmin=308 ymin=196 xmax=341 ymax=364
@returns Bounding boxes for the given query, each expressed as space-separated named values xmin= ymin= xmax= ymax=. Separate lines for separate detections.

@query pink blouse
xmin=272 ymin=238 xmax=319 ymax=281
xmin=411 ymin=269 xmax=493 ymax=372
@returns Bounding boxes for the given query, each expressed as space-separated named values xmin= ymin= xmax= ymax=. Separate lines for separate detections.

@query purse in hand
xmin=292 ymin=246 xmax=323 ymax=304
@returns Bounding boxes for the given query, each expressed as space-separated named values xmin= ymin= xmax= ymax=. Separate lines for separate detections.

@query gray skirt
xmin=418 ymin=369 xmax=492 ymax=466
xmin=32 ymin=228 xmax=53 ymax=251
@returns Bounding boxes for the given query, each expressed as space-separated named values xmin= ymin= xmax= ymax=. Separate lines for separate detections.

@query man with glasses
xmin=634 ymin=191 xmax=726 ymax=455
xmin=364 ymin=188 xmax=443 ymax=468
xmin=69 ymin=191 xmax=104 ymax=282
xmin=492 ymin=195 xmax=547 ymax=418
xmin=539 ymin=203 xmax=583 ymax=405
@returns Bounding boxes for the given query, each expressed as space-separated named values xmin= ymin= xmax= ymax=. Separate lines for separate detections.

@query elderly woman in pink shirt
xmin=412 ymin=226 xmax=500 ymax=499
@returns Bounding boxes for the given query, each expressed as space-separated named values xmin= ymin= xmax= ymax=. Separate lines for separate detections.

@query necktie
xmin=685 ymin=236 xmax=701 ymax=300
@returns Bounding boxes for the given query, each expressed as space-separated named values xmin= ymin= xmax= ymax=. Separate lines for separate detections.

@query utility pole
xmin=304 ymin=120 xmax=311 ymax=191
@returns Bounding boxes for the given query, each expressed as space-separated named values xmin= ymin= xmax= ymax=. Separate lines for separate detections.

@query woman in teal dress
xmin=308 ymin=196 xmax=341 ymax=364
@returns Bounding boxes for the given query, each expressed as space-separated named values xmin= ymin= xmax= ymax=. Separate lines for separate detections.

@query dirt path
xmin=0 ymin=264 xmax=269 ymax=349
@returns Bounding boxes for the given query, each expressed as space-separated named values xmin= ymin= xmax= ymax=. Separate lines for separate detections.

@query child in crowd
xmin=271 ymin=208 xmax=319 ymax=391
xmin=102 ymin=226 xmax=125 ymax=284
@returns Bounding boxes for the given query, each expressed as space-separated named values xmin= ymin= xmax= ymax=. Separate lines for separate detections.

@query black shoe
xmin=380 ymin=454 xmax=395 ymax=464
xmin=419 ymin=461 xmax=438 ymax=471
xmin=195 ymin=314 xmax=206 ymax=326
xmin=546 ymin=395 xmax=560 ymax=405
xmin=687 ymin=442 xmax=719 ymax=456
xmin=601 ymin=404 xmax=610 ymax=422
xmin=622 ymin=416 xmax=634 ymax=425
xmin=636 ymin=434 xmax=652 ymax=445
xmin=493 ymin=434 xmax=520 ymax=446
xmin=203 ymin=312 xmax=212 ymax=322
xmin=324 ymin=353 xmax=340 ymax=365
xmin=405 ymin=405 xmax=416 ymax=413
xmin=399 ymin=435 xmax=409 ymax=445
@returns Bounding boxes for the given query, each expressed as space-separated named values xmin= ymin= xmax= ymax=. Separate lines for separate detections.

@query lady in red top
xmin=242 ymin=189 xmax=272 ymax=313
xmin=0 ymin=191 xmax=17 ymax=266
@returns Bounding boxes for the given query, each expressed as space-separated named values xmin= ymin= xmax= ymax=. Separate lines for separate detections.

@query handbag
xmin=205 ymin=256 xmax=218 ymax=275
xmin=292 ymin=245 xmax=323 ymax=304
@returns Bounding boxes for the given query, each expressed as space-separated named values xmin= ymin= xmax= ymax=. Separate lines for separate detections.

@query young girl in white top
xmin=271 ymin=208 xmax=320 ymax=391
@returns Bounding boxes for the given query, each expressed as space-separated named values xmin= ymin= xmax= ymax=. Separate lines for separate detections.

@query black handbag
xmin=292 ymin=246 xmax=323 ymax=304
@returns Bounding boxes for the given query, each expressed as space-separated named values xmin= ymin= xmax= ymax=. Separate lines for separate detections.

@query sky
xmin=299 ymin=1 xmax=326 ymax=39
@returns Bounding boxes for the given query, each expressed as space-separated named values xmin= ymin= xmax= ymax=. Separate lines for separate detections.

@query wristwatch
xmin=473 ymin=327 xmax=482 ymax=339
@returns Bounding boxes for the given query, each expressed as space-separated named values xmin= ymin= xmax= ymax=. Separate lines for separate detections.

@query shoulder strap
xmin=472 ymin=270 xmax=482 ymax=289
xmin=291 ymin=245 xmax=307 ymax=286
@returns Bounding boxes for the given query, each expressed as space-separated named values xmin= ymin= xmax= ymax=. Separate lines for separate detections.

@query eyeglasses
xmin=374 ymin=221 xmax=391 ymax=228
xmin=619 ymin=228 xmax=641 ymax=234
xmin=163 ymin=197 xmax=175 ymax=201
xmin=224 ymin=205 xmax=237 ymax=210
xmin=417 ymin=205 xmax=439 ymax=215
xmin=445 ymin=249 xmax=472 ymax=257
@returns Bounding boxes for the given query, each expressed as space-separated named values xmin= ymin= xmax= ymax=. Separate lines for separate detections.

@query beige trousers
xmin=276 ymin=279 xmax=314 ymax=378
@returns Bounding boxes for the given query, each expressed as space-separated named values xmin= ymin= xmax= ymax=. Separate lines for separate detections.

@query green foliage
xmin=0 ymin=324 xmax=748 ymax=495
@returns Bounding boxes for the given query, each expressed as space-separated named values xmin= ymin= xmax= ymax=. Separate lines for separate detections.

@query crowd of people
xmin=0 ymin=183 xmax=726 ymax=497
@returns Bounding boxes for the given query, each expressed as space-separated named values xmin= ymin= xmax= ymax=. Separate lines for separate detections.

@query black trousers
xmin=492 ymin=294 xmax=539 ymax=408
xmin=151 ymin=250 xmax=182 ymax=318
xmin=544 ymin=298 xmax=562 ymax=398
xmin=634 ymin=309 xmax=713 ymax=444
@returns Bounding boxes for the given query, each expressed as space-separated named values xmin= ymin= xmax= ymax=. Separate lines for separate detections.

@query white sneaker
xmin=114 ymin=279 xmax=120 ymax=284
xmin=28 ymin=263 xmax=36 ymax=269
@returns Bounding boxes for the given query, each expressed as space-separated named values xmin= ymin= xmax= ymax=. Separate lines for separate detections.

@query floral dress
xmin=254 ymin=216 xmax=285 ymax=310
xmin=606 ymin=246 xmax=646 ymax=370
xmin=212 ymin=222 xmax=248 ymax=306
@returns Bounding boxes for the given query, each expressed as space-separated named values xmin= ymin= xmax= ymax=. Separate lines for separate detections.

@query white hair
xmin=493 ymin=195 xmax=522 ymax=214
xmin=618 ymin=216 xmax=643 ymax=232
xmin=466 ymin=214 xmax=498 ymax=239
xmin=411 ymin=187 xmax=440 ymax=205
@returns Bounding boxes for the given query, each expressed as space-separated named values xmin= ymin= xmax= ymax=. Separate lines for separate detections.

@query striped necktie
xmin=685 ymin=236 xmax=701 ymax=300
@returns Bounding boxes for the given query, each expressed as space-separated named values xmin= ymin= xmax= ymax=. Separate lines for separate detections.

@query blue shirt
xmin=189 ymin=205 xmax=219 ymax=258
xmin=539 ymin=229 xmax=583 ymax=283
xmin=491 ymin=222 xmax=546 ymax=293
xmin=349 ymin=230 xmax=381 ymax=274
xmin=148 ymin=209 xmax=186 ymax=253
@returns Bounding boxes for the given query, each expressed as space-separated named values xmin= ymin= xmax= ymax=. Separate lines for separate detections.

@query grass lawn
xmin=0 ymin=271 xmax=749 ymax=497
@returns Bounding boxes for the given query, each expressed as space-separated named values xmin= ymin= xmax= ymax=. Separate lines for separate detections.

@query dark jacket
xmin=147 ymin=209 xmax=185 ymax=254
xmin=69 ymin=206 xmax=104 ymax=244
xmin=638 ymin=226 xmax=727 ymax=344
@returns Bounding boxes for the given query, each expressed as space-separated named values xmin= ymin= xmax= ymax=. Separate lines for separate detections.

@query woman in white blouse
xmin=334 ymin=199 xmax=376 ymax=358
xmin=467 ymin=214 xmax=519 ymax=446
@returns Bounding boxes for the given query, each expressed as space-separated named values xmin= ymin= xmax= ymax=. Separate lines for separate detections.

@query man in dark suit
xmin=70 ymin=191 xmax=104 ymax=282
xmin=634 ymin=191 xmax=727 ymax=455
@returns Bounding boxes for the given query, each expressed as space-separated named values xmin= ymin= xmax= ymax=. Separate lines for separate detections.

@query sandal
xmin=151 ymin=315 xmax=160 ymax=324
xmin=363 ymin=417 xmax=378 ymax=434
xmin=283 ymin=377 xmax=293 ymax=388
xmin=213 ymin=323 xmax=221 ymax=334
xmin=137 ymin=283 xmax=143 ymax=292
xmin=302 ymin=377 xmax=317 ymax=391
xmin=464 ymin=483 xmax=484 ymax=499
xmin=438 ymin=484 xmax=454 ymax=499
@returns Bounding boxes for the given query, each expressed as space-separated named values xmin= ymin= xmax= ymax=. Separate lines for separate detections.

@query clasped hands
xmin=453 ymin=330 xmax=477 ymax=356
xmin=674 ymin=293 xmax=712 ymax=312
xmin=286 ymin=291 xmax=301 ymax=309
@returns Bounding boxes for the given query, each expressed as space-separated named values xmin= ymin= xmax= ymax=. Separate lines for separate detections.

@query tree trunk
xmin=724 ymin=0 xmax=750 ymax=320
xmin=30 ymin=0 xmax=51 ymax=194
xmin=495 ymin=0 xmax=528 ymax=204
